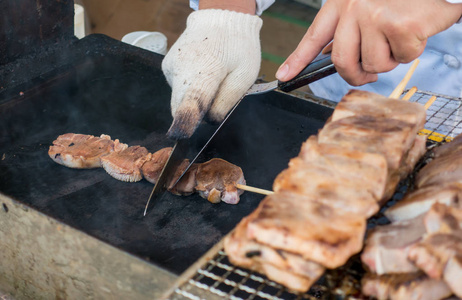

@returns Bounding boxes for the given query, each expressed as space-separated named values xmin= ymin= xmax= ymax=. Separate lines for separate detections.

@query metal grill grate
xmin=168 ymin=91 xmax=462 ymax=300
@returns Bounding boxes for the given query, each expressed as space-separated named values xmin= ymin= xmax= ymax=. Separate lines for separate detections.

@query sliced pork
xmin=48 ymin=133 xmax=127 ymax=168
xmin=408 ymin=233 xmax=462 ymax=279
xmin=384 ymin=184 xmax=462 ymax=222
xmin=224 ymin=217 xmax=325 ymax=292
xmin=273 ymin=157 xmax=379 ymax=217
xmin=141 ymin=147 xmax=173 ymax=184
xmin=331 ymin=89 xmax=427 ymax=130
xmin=361 ymin=215 xmax=425 ymax=274
xmin=101 ymin=145 xmax=150 ymax=182
xmin=416 ymin=151 xmax=462 ymax=188
xmin=361 ymin=272 xmax=452 ymax=300
xmin=298 ymin=135 xmax=388 ymax=202
xmin=195 ymin=158 xmax=246 ymax=204
xmin=318 ymin=116 xmax=417 ymax=171
xmin=246 ymin=192 xmax=366 ymax=269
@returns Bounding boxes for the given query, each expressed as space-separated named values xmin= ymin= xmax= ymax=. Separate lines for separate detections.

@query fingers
xmin=276 ymin=0 xmax=340 ymax=82
xmin=385 ymin=20 xmax=427 ymax=63
xmin=332 ymin=8 xmax=378 ymax=86
xmin=359 ymin=19 xmax=399 ymax=74
xmin=208 ymin=69 xmax=257 ymax=123
xmin=167 ymin=77 xmax=221 ymax=140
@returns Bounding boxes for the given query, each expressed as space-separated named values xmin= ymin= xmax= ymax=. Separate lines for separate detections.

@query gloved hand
xmin=162 ymin=9 xmax=263 ymax=140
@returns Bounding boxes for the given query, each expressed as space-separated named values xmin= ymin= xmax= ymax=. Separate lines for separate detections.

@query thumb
xmin=276 ymin=0 xmax=340 ymax=82
xmin=167 ymin=79 xmax=221 ymax=140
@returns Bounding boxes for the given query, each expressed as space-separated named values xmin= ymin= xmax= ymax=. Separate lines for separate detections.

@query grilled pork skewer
xmin=224 ymin=89 xmax=428 ymax=293
xmin=362 ymin=132 xmax=462 ymax=299
xmin=49 ymin=134 xmax=246 ymax=204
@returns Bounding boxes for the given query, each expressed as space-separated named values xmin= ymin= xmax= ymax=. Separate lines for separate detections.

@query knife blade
xmin=143 ymin=139 xmax=189 ymax=216
xmin=169 ymin=53 xmax=337 ymax=188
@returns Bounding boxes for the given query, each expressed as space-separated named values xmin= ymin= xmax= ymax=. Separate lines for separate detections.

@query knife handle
xmin=278 ymin=53 xmax=336 ymax=93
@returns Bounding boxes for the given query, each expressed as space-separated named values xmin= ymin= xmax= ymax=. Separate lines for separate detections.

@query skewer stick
xmin=236 ymin=183 xmax=274 ymax=196
xmin=401 ymin=86 xmax=418 ymax=101
xmin=424 ymin=96 xmax=437 ymax=110
xmin=389 ymin=59 xmax=420 ymax=99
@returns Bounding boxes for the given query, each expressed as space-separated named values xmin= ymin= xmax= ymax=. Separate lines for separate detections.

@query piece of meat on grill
xmin=444 ymin=254 xmax=462 ymax=298
xmin=298 ymin=135 xmax=388 ymax=202
xmin=384 ymin=183 xmax=462 ymax=222
xmin=273 ymin=157 xmax=379 ymax=217
xmin=331 ymin=89 xmax=427 ymax=130
xmin=361 ymin=215 xmax=425 ymax=275
xmin=433 ymin=134 xmax=462 ymax=159
xmin=361 ymin=272 xmax=452 ymax=300
xmin=195 ymin=158 xmax=246 ymax=204
xmin=140 ymin=147 xmax=173 ymax=184
xmin=48 ymin=133 xmax=127 ymax=168
xmin=416 ymin=151 xmax=462 ymax=188
xmin=408 ymin=232 xmax=462 ymax=280
xmin=167 ymin=160 xmax=199 ymax=196
xmin=224 ymin=217 xmax=325 ymax=279
xmin=423 ymin=202 xmax=462 ymax=234
xmin=246 ymin=192 xmax=366 ymax=269
xmin=318 ymin=115 xmax=417 ymax=171
xmin=101 ymin=145 xmax=150 ymax=182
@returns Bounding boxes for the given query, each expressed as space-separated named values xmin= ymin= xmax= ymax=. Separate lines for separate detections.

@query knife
xmin=169 ymin=53 xmax=336 ymax=186
xmin=143 ymin=53 xmax=336 ymax=216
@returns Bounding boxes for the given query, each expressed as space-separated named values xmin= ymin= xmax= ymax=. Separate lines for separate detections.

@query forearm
xmin=199 ymin=0 xmax=256 ymax=14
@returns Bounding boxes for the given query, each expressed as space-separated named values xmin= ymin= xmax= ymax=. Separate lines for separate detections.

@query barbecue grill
xmin=1 ymin=1 xmax=461 ymax=299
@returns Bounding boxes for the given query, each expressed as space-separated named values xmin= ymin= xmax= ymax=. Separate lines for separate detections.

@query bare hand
xmin=276 ymin=0 xmax=462 ymax=86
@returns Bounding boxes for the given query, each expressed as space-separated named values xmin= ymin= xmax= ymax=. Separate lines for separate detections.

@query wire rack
xmin=166 ymin=90 xmax=462 ymax=300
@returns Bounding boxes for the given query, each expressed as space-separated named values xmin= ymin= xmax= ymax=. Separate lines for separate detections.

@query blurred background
xmin=75 ymin=0 xmax=320 ymax=82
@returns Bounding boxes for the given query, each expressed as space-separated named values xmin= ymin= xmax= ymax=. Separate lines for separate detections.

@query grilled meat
xmin=444 ymin=254 xmax=462 ymax=297
xmin=361 ymin=215 xmax=425 ymax=274
xmin=50 ymin=134 xmax=246 ymax=203
xmin=167 ymin=161 xmax=199 ymax=196
xmin=273 ymin=157 xmax=379 ymax=217
xmin=298 ymin=136 xmax=388 ymax=202
xmin=424 ymin=202 xmax=462 ymax=234
xmin=195 ymin=158 xmax=246 ymax=204
xmin=318 ymin=116 xmax=417 ymax=171
xmin=416 ymin=151 xmax=462 ymax=188
xmin=141 ymin=147 xmax=173 ymax=184
xmin=433 ymin=134 xmax=462 ymax=158
xmin=48 ymin=133 xmax=127 ymax=168
xmin=408 ymin=233 xmax=462 ymax=279
xmin=385 ymin=184 xmax=462 ymax=222
xmin=101 ymin=145 xmax=150 ymax=182
xmin=246 ymin=192 xmax=366 ymax=269
xmin=224 ymin=216 xmax=325 ymax=291
xmin=331 ymin=90 xmax=427 ymax=130
xmin=361 ymin=272 xmax=452 ymax=300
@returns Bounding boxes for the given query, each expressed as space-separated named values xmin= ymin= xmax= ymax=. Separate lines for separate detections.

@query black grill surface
xmin=0 ymin=34 xmax=333 ymax=274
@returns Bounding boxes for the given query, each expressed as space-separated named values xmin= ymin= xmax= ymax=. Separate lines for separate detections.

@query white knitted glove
xmin=162 ymin=9 xmax=263 ymax=139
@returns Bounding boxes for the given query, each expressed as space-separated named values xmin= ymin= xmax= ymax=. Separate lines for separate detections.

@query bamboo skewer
xmin=389 ymin=59 xmax=420 ymax=99
xmin=236 ymin=183 xmax=274 ymax=196
xmin=424 ymin=96 xmax=437 ymax=110
xmin=401 ymin=86 xmax=418 ymax=101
